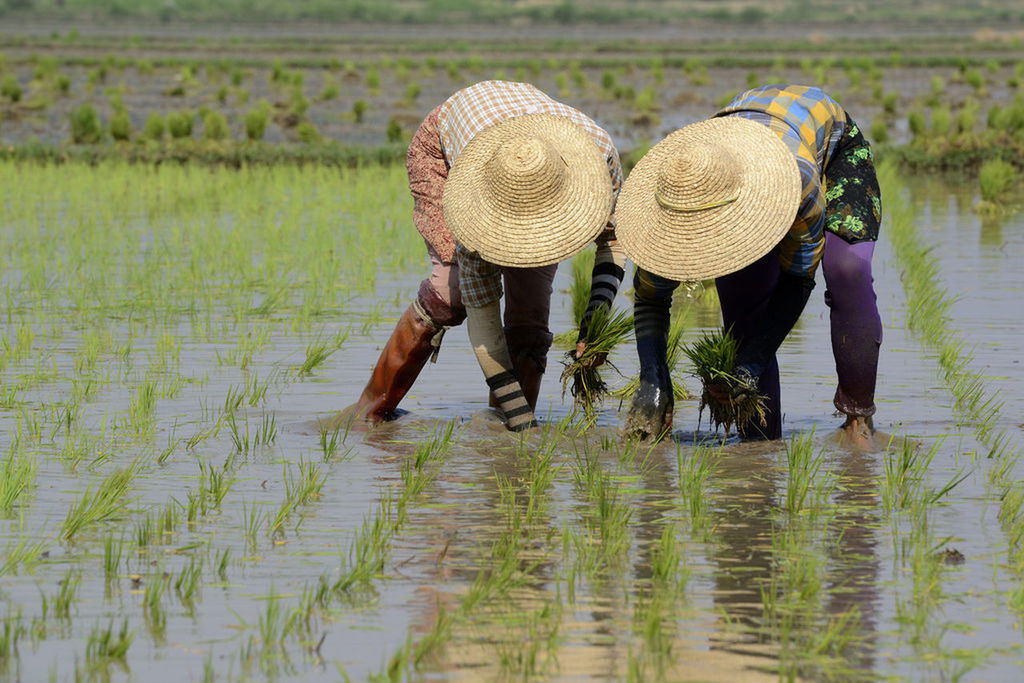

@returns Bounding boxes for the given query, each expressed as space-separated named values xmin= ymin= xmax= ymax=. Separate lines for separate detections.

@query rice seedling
xmin=0 ymin=441 xmax=36 ymax=513
xmin=297 ymin=331 xmax=345 ymax=376
xmin=62 ymin=464 xmax=137 ymax=539
xmin=676 ymin=445 xmax=717 ymax=536
xmin=174 ymin=557 xmax=203 ymax=610
xmin=103 ymin=534 xmax=123 ymax=580
xmin=268 ymin=460 xmax=326 ymax=536
xmin=783 ymin=429 xmax=828 ymax=515
xmin=242 ymin=502 xmax=266 ymax=551
xmin=84 ymin=619 xmax=133 ymax=669
xmin=560 ymin=304 xmax=633 ymax=419
xmin=53 ymin=569 xmax=81 ymax=621
xmin=684 ymin=328 xmax=766 ymax=436
xmin=143 ymin=569 xmax=168 ymax=640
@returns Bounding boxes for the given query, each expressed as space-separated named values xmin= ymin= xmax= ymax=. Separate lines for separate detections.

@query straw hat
xmin=443 ymin=113 xmax=613 ymax=268
xmin=616 ymin=116 xmax=801 ymax=282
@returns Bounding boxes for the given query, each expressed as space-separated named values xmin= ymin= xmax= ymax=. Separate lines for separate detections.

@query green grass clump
xmin=203 ymin=110 xmax=230 ymax=141
xmin=109 ymin=110 xmax=132 ymax=141
xmin=978 ymin=159 xmax=1017 ymax=203
xmin=70 ymin=104 xmax=102 ymax=144
xmin=244 ymin=103 xmax=270 ymax=141
xmin=560 ymin=304 xmax=633 ymax=419
xmin=352 ymin=98 xmax=368 ymax=123
xmin=684 ymin=329 xmax=766 ymax=436
xmin=143 ymin=112 xmax=165 ymax=141
xmin=166 ymin=110 xmax=194 ymax=139
xmin=0 ymin=74 xmax=21 ymax=102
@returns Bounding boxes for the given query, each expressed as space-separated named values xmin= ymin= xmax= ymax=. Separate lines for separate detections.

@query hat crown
xmin=655 ymin=143 xmax=741 ymax=213
xmin=484 ymin=135 xmax=566 ymax=214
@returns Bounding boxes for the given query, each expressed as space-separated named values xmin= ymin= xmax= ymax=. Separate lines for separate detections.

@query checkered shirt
xmin=716 ymin=85 xmax=848 ymax=278
xmin=442 ymin=80 xmax=623 ymax=308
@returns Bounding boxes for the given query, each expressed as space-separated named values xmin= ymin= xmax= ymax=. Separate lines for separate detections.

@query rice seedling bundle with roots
xmin=560 ymin=304 xmax=633 ymax=418
xmin=684 ymin=329 xmax=767 ymax=436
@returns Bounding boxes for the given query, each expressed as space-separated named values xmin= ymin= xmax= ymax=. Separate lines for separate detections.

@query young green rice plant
xmin=103 ymin=534 xmax=123 ymax=580
xmin=70 ymin=104 xmax=103 ymax=144
xmin=254 ymin=412 xmax=277 ymax=446
xmin=0 ymin=440 xmax=36 ymax=513
xmin=53 ymin=569 xmax=81 ymax=621
xmin=297 ymin=332 xmax=345 ymax=376
xmin=268 ymin=460 xmax=326 ymax=536
xmin=0 ymin=611 xmax=25 ymax=669
xmin=978 ymin=159 xmax=1017 ymax=203
xmin=203 ymin=109 xmax=230 ymax=141
xmin=242 ymin=502 xmax=265 ymax=551
xmin=560 ymin=304 xmax=633 ymax=419
xmin=128 ymin=378 xmax=158 ymax=434
xmin=62 ymin=464 xmax=137 ymax=539
xmin=318 ymin=419 xmax=353 ymax=463
xmin=783 ymin=428 xmax=828 ymax=515
xmin=676 ymin=445 xmax=717 ymax=536
xmin=352 ymin=98 xmax=368 ymax=123
xmin=334 ymin=494 xmax=394 ymax=595
xmin=143 ymin=569 xmax=168 ymax=640
xmin=174 ymin=556 xmax=203 ymax=610
xmin=216 ymin=547 xmax=231 ymax=581
xmin=0 ymin=534 xmax=47 ymax=576
xmin=135 ymin=512 xmax=157 ymax=548
xmin=684 ymin=329 xmax=766 ymax=436
xmin=85 ymin=619 xmax=133 ymax=671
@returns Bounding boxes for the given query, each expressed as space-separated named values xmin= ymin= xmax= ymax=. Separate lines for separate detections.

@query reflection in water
xmin=705 ymin=437 xmax=882 ymax=679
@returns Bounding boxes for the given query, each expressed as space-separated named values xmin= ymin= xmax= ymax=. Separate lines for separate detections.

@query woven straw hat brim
xmin=443 ymin=113 xmax=613 ymax=268
xmin=616 ymin=117 xmax=801 ymax=282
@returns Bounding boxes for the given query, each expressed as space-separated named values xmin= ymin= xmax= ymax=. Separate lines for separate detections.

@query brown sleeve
xmin=406 ymin=105 xmax=456 ymax=262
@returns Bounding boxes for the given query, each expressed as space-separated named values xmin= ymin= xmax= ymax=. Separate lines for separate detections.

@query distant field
xmin=0 ymin=23 xmax=1022 ymax=169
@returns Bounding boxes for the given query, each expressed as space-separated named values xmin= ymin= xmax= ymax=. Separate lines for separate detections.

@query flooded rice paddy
xmin=1 ymin=161 xmax=1023 ymax=680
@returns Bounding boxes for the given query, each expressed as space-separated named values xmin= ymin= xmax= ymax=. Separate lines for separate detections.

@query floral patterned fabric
xmin=823 ymin=118 xmax=881 ymax=244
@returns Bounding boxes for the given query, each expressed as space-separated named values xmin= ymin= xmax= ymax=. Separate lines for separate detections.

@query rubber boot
xmin=354 ymin=304 xmax=438 ymax=423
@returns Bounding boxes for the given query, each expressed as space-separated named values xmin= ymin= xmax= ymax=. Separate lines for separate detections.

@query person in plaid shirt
xmin=350 ymin=81 xmax=625 ymax=430
xmin=628 ymin=85 xmax=882 ymax=445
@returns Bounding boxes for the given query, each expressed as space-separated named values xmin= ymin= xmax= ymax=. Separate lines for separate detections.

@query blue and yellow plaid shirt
xmin=716 ymin=85 xmax=847 ymax=279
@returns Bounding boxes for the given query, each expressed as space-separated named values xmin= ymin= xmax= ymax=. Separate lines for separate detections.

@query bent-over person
xmin=349 ymin=80 xmax=626 ymax=431
xmin=616 ymin=85 xmax=882 ymax=445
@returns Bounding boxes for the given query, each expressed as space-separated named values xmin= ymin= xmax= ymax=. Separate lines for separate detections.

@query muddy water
xmin=2 ymin=176 xmax=1024 ymax=680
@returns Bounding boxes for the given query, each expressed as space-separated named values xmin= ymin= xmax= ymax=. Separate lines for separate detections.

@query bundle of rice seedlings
xmin=684 ymin=329 xmax=767 ymax=436
xmin=560 ymin=304 xmax=633 ymax=417
xmin=613 ymin=312 xmax=693 ymax=403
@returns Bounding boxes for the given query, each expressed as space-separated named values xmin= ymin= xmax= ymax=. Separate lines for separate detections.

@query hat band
xmin=655 ymin=190 xmax=738 ymax=213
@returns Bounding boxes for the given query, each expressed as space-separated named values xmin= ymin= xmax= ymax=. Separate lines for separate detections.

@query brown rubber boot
xmin=353 ymin=303 xmax=438 ymax=423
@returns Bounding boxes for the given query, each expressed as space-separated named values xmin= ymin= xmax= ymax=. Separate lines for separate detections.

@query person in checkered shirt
xmin=349 ymin=81 xmax=626 ymax=430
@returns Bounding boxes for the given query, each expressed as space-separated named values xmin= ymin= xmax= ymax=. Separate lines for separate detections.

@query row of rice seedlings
xmin=880 ymin=164 xmax=1010 ymax=672
xmin=0 ymin=162 xmax=419 ymax=334
xmin=881 ymin=162 xmax=1007 ymax=452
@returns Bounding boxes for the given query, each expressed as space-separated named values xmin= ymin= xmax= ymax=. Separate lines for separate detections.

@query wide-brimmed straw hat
xmin=443 ymin=113 xmax=613 ymax=268
xmin=615 ymin=116 xmax=801 ymax=282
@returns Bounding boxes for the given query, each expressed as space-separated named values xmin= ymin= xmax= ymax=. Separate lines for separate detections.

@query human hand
xmin=706 ymin=367 xmax=758 ymax=405
xmin=574 ymin=341 xmax=607 ymax=368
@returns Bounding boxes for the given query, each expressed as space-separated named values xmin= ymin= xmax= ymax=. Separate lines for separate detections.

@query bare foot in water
xmin=834 ymin=415 xmax=888 ymax=451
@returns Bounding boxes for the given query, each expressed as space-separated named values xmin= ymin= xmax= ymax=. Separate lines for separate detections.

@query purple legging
xmin=715 ymin=232 xmax=881 ymax=438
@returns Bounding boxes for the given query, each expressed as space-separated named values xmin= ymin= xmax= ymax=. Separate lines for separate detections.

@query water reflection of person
xmin=708 ymin=444 xmax=881 ymax=675
xmin=346 ymin=80 xmax=627 ymax=433
xmin=616 ymin=86 xmax=883 ymax=448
